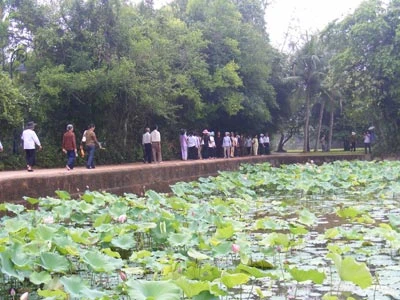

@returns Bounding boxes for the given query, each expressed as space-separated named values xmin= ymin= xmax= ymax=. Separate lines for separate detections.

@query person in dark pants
xmin=350 ymin=132 xmax=356 ymax=151
xmin=62 ymin=124 xmax=78 ymax=170
xmin=142 ymin=127 xmax=152 ymax=163
xmin=83 ymin=124 xmax=102 ymax=169
xmin=21 ymin=121 xmax=42 ymax=172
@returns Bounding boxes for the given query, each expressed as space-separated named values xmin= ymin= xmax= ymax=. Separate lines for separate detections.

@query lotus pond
xmin=2 ymin=160 xmax=400 ymax=300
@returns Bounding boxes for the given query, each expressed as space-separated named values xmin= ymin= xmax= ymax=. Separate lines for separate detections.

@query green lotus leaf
xmin=188 ymin=248 xmax=210 ymax=260
xmin=30 ymin=271 xmax=52 ymax=285
xmin=126 ymin=280 xmax=181 ymax=300
xmin=193 ymin=291 xmax=220 ymax=300
xmin=214 ymin=223 xmax=234 ymax=240
xmin=298 ymin=208 xmax=317 ymax=226
xmin=4 ymin=218 xmax=29 ymax=233
xmin=174 ymin=277 xmax=210 ymax=297
xmin=337 ymin=207 xmax=362 ymax=219
xmin=146 ymin=190 xmax=167 ymax=205
xmin=24 ymin=196 xmax=40 ymax=205
xmin=102 ymin=248 xmax=121 ymax=258
xmin=288 ymin=267 xmax=326 ymax=284
xmin=55 ymin=190 xmax=71 ymax=200
xmin=37 ymin=288 xmax=67 ymax=299
xmin=327 ymin=253 xmax=372 ymax=288
xmin=0 ymin=251 xmax=24 ymax=280
xmin=52 ymin=204 xmax=72 ymax=220
xmin=289 ymin=223 xmax=309 ymax=235
xmin=220 ymin=272 xmax=250 ymax=288
xmin=111 ymin=234 xmax=135 ymax=250
xmin=168 ymin=232 xmax=193 ymax=247
xmin=60 ymin=275 xmax=106 ymax=299
xmin=67 ymin=228 xmax=99 ymax=245
xmin=235 ymin=264 xmax=273 ymax=278
xmin=78 ymin=201 xmax=96 ymax=214
xmin=81 ymin=250 xmax=124 ymax=273
xmin=5 ymin=203 xmax=25 ymax=214
xmin=185 ymin=264 xmax=221 ymax=281
xmin=39 ymin=252 xmax=70 ymax=273
xmin=31 ymin=224 xmax=58 ymax=241
xmin=212 ymin=241 xmax=232 ymax=256
xmin=11 ymin=244 xmax=33 ymax=270
xmin=93 ymin=214 xmax=112 ymax=227
xmin=325 ymin=228 xmax=340 ymax=239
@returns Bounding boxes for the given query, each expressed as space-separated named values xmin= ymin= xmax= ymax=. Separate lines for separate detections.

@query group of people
xmin=178 ymin=130 xmax=271 ymax=161
xmin=141 ymin=126 xmax=162 ymax=163
xmin=346 ymin=130 xmax=375 ymax=154
xmin=0 ymin=121 xmax=103 ymax=172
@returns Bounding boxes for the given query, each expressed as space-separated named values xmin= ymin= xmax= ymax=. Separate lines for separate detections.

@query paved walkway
xmin=0 ymin=151 xmax=363 ymax=182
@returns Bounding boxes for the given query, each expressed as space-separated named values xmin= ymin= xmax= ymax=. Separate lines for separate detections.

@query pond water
xmin=1 ymin=160 xmax=400 ymax=300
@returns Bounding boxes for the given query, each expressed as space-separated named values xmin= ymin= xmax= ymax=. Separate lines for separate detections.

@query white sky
xmin=143 ymin=0 xmax=366 ymax=50
xmin=265 ymin=0 xmax=365 ymax=50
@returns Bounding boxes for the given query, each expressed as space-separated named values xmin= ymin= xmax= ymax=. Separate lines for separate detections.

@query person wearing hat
xmin=62 ymin=124 xmax=78 ymax=170
xmin=201 ymin=129 xmax=210 ymax=159
xmin=350 ymin=132 xmax=356 ymax=152
xmin=21 ymin=121 xmax=42 ymax=172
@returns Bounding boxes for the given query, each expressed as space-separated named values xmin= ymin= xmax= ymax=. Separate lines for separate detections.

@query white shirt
xmin=142 ymin=132 xmax=151 ymax=144
xmin=222 ymin=136 xmax=231 ymax=147
xmin=150 ymin=130 xmax=161 ymax=142
xmin=0 ymin=141 xmax=3 ymax=150
xmin=187 ymin=135 xmax=197 ymax=147
xmin=22 ymin=129 xmax=41 ymax=149
xmin=264 ymin=136 xmax=270 ymax=143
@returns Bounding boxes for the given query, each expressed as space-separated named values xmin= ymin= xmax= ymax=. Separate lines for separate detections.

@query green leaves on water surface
xmin=327 ymin=252 xmax=373 ymax=289
xmin=1 ymin=160 xmax=400 ymax=298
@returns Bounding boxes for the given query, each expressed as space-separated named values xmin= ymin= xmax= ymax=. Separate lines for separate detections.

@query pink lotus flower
xmin=9 ymin=288 xmax=16 ymax=296
xmin=43 ymin=216 xmax=54 ymax=224
xmin=117 ymin=215 xmax=127 ymax=223
xmin=231 ymin=243 xmax=240 ymax=253
xmin=119 ymin=270 xmax=127 ymax=281
xmin=20 ymin=292 xmax=29 ymax=300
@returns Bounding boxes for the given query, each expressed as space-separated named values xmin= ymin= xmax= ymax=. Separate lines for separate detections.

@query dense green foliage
xmin=1 ymin=160 xmax=400 ymax=298
xmin=2 ymin=0 xmax=400 ymax=169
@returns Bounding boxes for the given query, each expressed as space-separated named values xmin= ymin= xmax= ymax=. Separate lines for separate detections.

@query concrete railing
xmin=0 ymin=153 xmax=366 ymax=203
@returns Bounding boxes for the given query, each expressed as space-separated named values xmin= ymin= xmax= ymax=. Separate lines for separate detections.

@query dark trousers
xmin=144 ymin=143 xmax=152 ymax=163
xmin=189 ymin=146 xmax=198 ymax=159
xmin=364 ymin=143 xmax=371 ymax=154
xmin=66 ymin=150 xmax=76 ymax=169
xmin=86 ymin=144 xmax=96 ymax=168
xmin=350 ymin=142 xmax=356 ymax=151
xmin=25 ymin=149 xmax=36 ymax=167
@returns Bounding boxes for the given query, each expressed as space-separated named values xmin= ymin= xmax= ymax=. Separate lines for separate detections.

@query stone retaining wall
xmin=0 ymin=154 xmax=365 ymax=203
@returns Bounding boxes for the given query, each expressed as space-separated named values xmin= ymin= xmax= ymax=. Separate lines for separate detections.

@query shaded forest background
xmin=1 ymin=0 xmax=400 ymax=169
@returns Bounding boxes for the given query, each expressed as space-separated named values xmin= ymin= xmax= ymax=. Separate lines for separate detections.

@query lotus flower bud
xmin=119 ymin=270 xmax=127 ymax=281
xmin=231 ymin=243 xmax=240 ymax=253
xmin=20 ymin=292 xmax=29 ymax=300
xmin=43 ymin=216 xmax=54 ymax=224
xmin=117 ymin=214 xmax=127 ymax=223
xmin=9 ymin=288 xmax=16 ymax=296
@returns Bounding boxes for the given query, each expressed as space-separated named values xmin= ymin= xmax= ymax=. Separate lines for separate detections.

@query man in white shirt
xmin=21 ymin=121 xmax=42 ymax=172
xmin=0 ymin=140 xmax=3 ymax=152
xmin=150 ymin=126 xmax=162 ymax=163
xmin=142 ymin=128 xmax=152 ymax=163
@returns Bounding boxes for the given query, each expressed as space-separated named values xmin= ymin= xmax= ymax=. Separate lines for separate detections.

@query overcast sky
xmin=265 ymin=0 xmax=365 ymax=50
xmin=137 ymin=0 xmax=365 ymax=50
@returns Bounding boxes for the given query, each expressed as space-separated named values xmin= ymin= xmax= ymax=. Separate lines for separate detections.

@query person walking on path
xmin=151 ymin=126 xmax=162 ymax=163
xmin=21 ymin=121 xmax=42 ymax=172
xmin=62 ymin=124 xmax=78 ymax=170
xmin=364 ymin=131 xmax=371 ymax=154
xmin=222 ymin=132 xmax=232 ymax=158
xmin=142 ymin=127 xmax=152 ymax=163
xmin=350 ymin=132 xmax=356 ymax=152
xmin=179 ymin=129 xmax=188 ymax=161
xmin=83 ymin=124 xmax=102 ymax=169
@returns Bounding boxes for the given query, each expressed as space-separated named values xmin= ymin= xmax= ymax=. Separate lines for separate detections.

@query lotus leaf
xmin=174 ymin=277 xmax=210 ymax=297
xmin=188 ymin=248 xmax=210 ymax=260
xmin=39 ymin=252 xmax=70 ymax=273
xmin=81 ymin=250 xmax=124 ymax=273
xmin=30 ymin=271 xmax=52 ymax=284
xmin=60 ymin=275 xmax=106 ymax=299
xmin=220 ymin=272 xmax=250 ymax=288
xmin=327 ymin=252 xmax=373 ymax=288
xmin=111 ymin=234 xmax=136 ymax=250
xmin=55 ymin=190 xmax=71 ymax=200
xmin=288 ymin=267 xmax=326 ymax=284
xmin=126 ymin=279 xmax=181 ymax=300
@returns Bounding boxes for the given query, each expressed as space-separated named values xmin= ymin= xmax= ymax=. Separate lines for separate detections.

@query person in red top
xmin=62 ymin=124 xmax=77 ymax=170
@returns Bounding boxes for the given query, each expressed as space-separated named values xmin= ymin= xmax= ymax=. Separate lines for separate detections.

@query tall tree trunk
xmin=303 ymin=91 xmax=311 ymax=152
xmin=328 ymin=109 xmax=334 ymax=151
xmin=314 ymin=101 xmax=325 ymax=151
